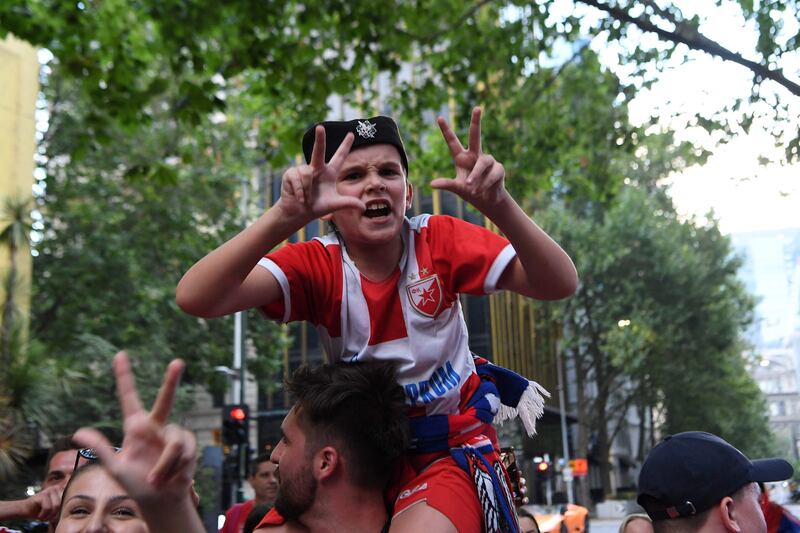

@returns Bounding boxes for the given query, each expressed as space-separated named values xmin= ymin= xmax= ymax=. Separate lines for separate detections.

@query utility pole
xmin=556 ymin=339 xmax=575 ymax=504
xmin=231 ymin=173 xmax=250 ymax=503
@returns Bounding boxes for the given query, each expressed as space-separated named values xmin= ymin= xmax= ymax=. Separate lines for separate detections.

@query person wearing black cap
xmin=177 ymin=108 xmax=578 ymax=532
xmin=637 ymin=431 xmax=794 ymax=533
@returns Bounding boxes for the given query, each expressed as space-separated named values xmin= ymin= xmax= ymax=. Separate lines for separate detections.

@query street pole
xmin=233 ymin=312 xmax=243 ymax=404
xmin=235 ymin=172 xmax=249 ymax=407
xmin=231 ymin=173 xmax=250 ymax=503
xmin=556 ymin=339 xmax=575 ymax=504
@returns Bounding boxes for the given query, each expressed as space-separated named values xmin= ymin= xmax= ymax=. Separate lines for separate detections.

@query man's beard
xmin=274 ymin=463 xmax=317 ymax=520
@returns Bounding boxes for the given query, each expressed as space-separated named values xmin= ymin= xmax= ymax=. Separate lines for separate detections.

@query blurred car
xmin=523 ymin=503 xmax=590 ymax=533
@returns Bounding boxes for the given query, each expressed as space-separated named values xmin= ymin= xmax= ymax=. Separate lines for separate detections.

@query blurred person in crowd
xmin=255 ymin=361 xmax=409 ymax=533
xmin=760 ymin=483 xmax=800 ymax=533
xmin=637 ymin=431 xmax=793 ymax=533
xmin=42 ymin=438 xmax=83 ymax=492
xmin=620 ymin=513 xmax=653 ymax=533
xmin=517 ymin=508 xmax=541 ymax=533
xmin=220 ymin=454 xmax=279 ymax=533
xmin=0 ymin=437 xmax=84 ymax=531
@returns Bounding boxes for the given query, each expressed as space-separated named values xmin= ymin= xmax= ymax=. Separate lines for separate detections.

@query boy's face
xmin=330 ymin=143 xmax=412 ymax=248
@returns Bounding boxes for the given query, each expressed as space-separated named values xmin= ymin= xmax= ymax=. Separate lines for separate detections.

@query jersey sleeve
xmin=257 ymin=240 xmax=334 ymax=324
xmin=428 ymin=215 xmax=516 ymax=295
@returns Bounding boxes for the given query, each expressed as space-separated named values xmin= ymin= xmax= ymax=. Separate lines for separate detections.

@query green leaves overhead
xmin=4 ymin=0 xmax=799 ymax=167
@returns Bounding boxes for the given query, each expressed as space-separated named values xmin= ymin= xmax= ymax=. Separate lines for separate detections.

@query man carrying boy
xmin=256 ymin=360 xmax=409 ymax=533
xmin=177 ymin=108 xmax=578 ymax=532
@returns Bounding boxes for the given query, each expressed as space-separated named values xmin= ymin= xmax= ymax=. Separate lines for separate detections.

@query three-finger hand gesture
xmin=279 ymin=127 xmax=366 ymax=221
xmin=73 ymin=352 xmax=196 ymax=508
xmin=432 ymin=107 xmax=508 ymax=213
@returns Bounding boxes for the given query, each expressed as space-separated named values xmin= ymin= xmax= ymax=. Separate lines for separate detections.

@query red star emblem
xmin=419 ymin=286 xmax=436 ymax=305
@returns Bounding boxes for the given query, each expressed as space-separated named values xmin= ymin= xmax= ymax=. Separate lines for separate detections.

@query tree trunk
xmin=595 ymin=418 xmax=613 ymax=497
xmin=593 ymin=351 xmax=614 ymax=497
xmin=636 ymin=400 xmax=647 ymax=462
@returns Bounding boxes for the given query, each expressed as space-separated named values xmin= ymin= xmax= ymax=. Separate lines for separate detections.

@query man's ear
xmin=405 ymin=181 xmax=414 ymax=211
xmin=313 ymin=446 xmax=340 ymax=482
xmin=717 ymin=495 xmax=742 ymax=532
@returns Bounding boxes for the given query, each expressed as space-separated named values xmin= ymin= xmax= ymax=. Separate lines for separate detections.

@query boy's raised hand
xmin=73 ymin=352 xmax=197 ymax=510
xmin=279 ymin=126 xmax=366 ymax=221
xmin=432 ymin=107 xmax=509 ymax=213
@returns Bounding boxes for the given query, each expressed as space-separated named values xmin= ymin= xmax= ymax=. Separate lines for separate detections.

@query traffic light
xmin=535 ymin=458 xmax=551 ymax=479
xmin=222 ymin=404 xmax=249 ymax=447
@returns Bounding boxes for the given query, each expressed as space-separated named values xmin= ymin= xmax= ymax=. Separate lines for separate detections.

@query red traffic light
xmin=537 ymin=462 xmax=550 ymax=472
xmin=222 ymin=404 xmax=249 ymax=447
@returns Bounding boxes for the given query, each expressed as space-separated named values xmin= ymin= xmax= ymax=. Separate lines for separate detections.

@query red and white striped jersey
xmin=258 ymin=214 xmax=516 ymax=416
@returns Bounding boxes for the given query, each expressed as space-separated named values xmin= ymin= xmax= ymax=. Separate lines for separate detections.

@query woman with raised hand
xmin=70 ymin=352 xmax=203 ymax=533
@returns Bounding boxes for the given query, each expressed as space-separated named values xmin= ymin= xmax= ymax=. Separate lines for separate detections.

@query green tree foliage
xmin=0 ymin=198 xmax=36 ymax=487
xmin=540 ymin=187 xmax=768 ymax=496
xmin=21 ymin=60 xmax=285 ymax=451
xmin=2 ymin=0 xmax=797 ymax=162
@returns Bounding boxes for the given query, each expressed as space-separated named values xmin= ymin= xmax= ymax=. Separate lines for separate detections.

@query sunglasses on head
xmin=73 ymin=446 xmax=122 ymax=471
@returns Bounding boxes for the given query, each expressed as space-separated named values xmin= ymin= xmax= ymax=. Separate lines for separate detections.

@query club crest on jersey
xmin=406 ymin=274 xmax=442 ymax=317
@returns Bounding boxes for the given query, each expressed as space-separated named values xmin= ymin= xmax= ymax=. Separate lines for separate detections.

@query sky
xmin=586 ymin=1 xmax=800 ymax=235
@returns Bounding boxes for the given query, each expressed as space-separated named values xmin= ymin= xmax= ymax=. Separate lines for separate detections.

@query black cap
xmin=637 ymin=431 xmax=793 ymax=521
xmin=302 ymin=116 xmax=408 ymax=174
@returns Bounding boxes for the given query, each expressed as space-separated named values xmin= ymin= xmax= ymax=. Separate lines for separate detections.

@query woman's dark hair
xmin=516 ymin=507 xmax=541 ymax=533
xmin=56 ymin=462 xmax=105 ymax=520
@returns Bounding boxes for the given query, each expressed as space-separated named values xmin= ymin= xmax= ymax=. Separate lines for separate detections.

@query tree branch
xmin=397 ymin=0 xmax=498 ymax=43
xmin=608 ymin=386 xmax=640 ymax=444
xmin=577 ymin=0 xmax=800 ymax=97
xmin=527 ymin=40 xmax=593 ymax=106
xmin=639 ymin=0 xmax=680 ymax=26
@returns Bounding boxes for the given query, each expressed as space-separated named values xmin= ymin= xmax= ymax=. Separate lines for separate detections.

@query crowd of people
xmin=3 ymin=110 xmax=798 ymax=533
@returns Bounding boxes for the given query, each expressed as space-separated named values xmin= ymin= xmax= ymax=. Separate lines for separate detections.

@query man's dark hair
xmin=249 ymin=452 xmax=272 ymax=477
xmin=287 ymin=361 xmax=409 ymax=490
xmin=44 ymin=435 xmax=79 ymax=476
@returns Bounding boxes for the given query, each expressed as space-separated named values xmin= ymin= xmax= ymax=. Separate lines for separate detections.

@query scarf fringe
xmin=494 ymin=380 xmax=551 ymax=436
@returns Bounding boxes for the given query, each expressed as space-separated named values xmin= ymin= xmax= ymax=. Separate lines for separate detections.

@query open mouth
xmin=364 ymin=202 xmax=391 ymax=218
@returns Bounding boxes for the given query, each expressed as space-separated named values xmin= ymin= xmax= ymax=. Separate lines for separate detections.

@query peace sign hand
xmin=73 ymin=352 xmax=197 ymax=508
xmin=278 ymin=127 xmax=366 ymax=222
xmin=431 ymin=107 xmax=509 ymax=214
